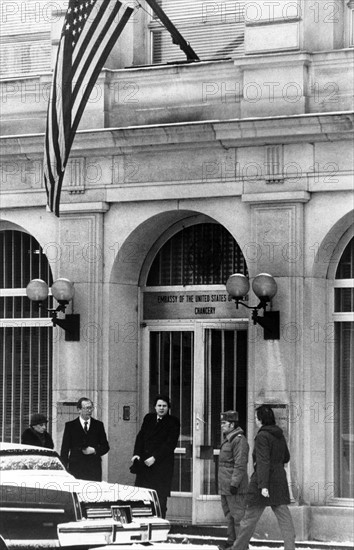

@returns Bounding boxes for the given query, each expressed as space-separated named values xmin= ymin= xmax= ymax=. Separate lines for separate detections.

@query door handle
xmin=196 ymin=415 xmax=206 ymax=430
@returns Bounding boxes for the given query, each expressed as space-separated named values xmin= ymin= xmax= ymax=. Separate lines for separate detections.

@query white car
xmin=0 ymin=442 xmax=170 ymax=548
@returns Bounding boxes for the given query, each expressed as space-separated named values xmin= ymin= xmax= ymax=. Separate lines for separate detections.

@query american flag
xmin=44 ymin=0 xmax=134 ymax=216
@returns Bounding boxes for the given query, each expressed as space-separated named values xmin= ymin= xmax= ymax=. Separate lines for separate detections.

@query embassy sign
xmin=143 ymin=290 xmax=248 ymax=320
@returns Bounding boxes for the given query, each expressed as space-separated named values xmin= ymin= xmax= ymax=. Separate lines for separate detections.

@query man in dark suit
xmin=60 ymin=397 xmax=109 ymax=481
xmin=131 ymin=394 xmax=180 ymax=519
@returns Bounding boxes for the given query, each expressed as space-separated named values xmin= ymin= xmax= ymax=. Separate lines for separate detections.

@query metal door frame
xmin=140 ymin=319 xmax=247 ymax=524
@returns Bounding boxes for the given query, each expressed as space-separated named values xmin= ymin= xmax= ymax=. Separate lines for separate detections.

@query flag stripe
xmin=72 ymin=0 xmax=112 ymax=73
xmin=43 ymin=0 xmax=134 ymax=216
xmin=45 ymin=58 xmax=63 ymax=212
xmin=71 ymin=7 xmax=134 ymax=143
xmin=71 ymin=1 xmax=123 ymax=113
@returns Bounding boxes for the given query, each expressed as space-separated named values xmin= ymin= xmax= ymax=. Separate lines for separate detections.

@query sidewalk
xmin=168 ymin=524 xmax=353 ymax=550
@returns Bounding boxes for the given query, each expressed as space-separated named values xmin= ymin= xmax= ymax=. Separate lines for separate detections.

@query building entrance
xmin=141 ymin=321 xmax=247 ymax=524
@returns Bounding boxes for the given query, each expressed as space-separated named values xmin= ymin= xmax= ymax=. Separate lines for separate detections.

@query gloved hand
xmin=230 ymin=485 xmax=237 ymax=495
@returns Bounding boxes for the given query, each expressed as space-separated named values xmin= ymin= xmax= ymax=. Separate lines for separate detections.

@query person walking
xmin=60 ymin=397 xmax=109 ymax=481
xmin=232 ymin=404 xmax=295 ymax=550
xmin=21 ymin=413 xmax=54 ymax=449
xmin=218 ymin=410 xmax=249 ymax=549
xmin=131 ymin=394 xmax=180 ymax=519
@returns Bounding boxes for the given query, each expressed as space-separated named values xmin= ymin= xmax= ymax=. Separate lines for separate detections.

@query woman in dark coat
xmin=21 ymin=413 xmax=54 ymax=449
xmin=233 ymin=404 xmax=295 ymax=550
xmin=131 ymin=394 xmax=180 ymax=518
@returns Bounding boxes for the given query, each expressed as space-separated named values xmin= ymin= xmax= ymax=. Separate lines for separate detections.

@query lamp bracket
xmin=234 ymin=298 xmax=268 ymax=313
xmin=38 ymin=302 xmax=80 ymax=341
xmin=253 ymin=311 xmax=280 ymax=340
xmin=53 ymin=314 xmax=81 ymax=341
xmin=232 ymin=298 xmax=280 ymax=340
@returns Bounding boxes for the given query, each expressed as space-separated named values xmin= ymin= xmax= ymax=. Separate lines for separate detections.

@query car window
xmin=0 ymin=455 xmax=65 ymax=471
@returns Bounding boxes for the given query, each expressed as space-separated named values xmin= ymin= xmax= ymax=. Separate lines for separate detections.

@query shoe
xmin=218 ymin=543 xmax=234 ymax=550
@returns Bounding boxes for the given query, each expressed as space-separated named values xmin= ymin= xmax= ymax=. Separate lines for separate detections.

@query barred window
xmin=147 ymin=223 xmax=247 ymax=286
xmin=334 ymin=236 xmax=354 ymax=498
xmin=0 ymin=230 xmax=53 ymax=442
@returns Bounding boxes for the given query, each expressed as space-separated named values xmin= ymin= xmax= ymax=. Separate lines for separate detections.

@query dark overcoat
xmin=133 ymin=412 xmax=180 ymax=497
xmin=246 ymin=424 xmax=291 ymax=506
xmin=218 ymin=426 xmax=249 ymax=495
xmin=60 ymin=417 xmax=109 ymax=481
xmin=21 ymin=427 xmax=54 ymax=449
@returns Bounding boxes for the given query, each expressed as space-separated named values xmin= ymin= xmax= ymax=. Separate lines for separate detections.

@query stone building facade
xmin=0 ymin=0 xmax=353 ymax=541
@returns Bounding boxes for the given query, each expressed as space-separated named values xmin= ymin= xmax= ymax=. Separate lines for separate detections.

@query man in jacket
xmin=232 ymin=404 xmax=295 ymax=550
xmin=60 ymin=397 xmax=109 ymax=481
xmin=218 ymin=410 xmax=249 ymax=549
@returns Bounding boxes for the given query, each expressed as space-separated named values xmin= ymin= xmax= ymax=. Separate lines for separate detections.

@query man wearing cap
xmin=21 ymin=413 xmax=54 ymax=449
xmin=219 ymin=410 xmax=249 ymax=549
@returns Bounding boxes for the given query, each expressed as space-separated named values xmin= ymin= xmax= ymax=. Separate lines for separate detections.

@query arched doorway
xmin=139 ymin=221 xmax=249 ymax=523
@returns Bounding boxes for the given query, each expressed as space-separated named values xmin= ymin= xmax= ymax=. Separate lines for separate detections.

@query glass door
xmin=149 ymin=329 xmax=194 ymax=494
xmin=143 ymin=321 xmax=247 ymax=523
xmin=193 ymin=325 xmax=247 ymax=524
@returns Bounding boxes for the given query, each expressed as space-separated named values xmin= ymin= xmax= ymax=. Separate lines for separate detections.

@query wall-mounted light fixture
xmin=226 ymin=273 xmax=280 ymax=340
xmin=26 ymin=278 xmax=80 ymax=341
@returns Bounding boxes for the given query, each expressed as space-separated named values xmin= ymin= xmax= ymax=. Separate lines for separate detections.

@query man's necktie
xmin=84 ymin=421 xmax=88 ymax=433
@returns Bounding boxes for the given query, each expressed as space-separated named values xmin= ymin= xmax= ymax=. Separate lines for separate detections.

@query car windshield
xmin=0 ymin=454 xmax=65 ymax=471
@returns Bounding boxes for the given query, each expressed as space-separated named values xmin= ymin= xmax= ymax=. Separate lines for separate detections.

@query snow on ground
xmin=168 ymin=534 xmax=354 ymax=549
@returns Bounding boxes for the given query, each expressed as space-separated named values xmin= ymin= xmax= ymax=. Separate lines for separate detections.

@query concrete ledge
xmin=309 ymin=507 xmax=354 ymax=543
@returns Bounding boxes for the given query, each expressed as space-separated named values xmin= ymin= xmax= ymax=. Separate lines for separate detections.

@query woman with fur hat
xmin=21 ymin=413 xmax=54 ymax=449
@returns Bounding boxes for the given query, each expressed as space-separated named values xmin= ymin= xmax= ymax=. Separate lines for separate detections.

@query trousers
xmin=232 ymin=503 xmax=295 ymax=550
xmin=158 ymin=493 xmax=168 ymax=519
xmin=221 ymin=494 xmax=246 ymax=545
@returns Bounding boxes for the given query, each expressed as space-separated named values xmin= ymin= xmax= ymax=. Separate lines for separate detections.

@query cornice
xmin=0 ymin=112 xmax=353 ymax=158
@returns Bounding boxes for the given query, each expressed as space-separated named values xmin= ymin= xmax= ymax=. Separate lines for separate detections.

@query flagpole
xmin=144 ymin=0 xmax=199 ymax=61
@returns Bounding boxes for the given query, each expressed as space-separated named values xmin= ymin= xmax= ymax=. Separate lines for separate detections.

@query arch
xmin=0 ymin=220 xmax=30 ymax=234
xmin=111 ymin=211 xmax=198 ymax=285
xmin=109 ymin=209 xmax=249 ymax=286
xmin=142 ymin=220 xmax=247 ymax=287
xmin=0 ymin=215 xmax=58 ymax=274
xmin=312 ymin=210 xmax=354 ymax=280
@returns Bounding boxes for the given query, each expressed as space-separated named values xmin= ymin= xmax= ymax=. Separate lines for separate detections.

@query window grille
xmin=0 ymin=230 xmax=53 ymax=442
xmin=147 ymin=223 xmax=247 ymax=286
xmin=149 ymin=0 xmax=246 ymax=64
xmin=333 ymin=236 xmax=354 ymax=498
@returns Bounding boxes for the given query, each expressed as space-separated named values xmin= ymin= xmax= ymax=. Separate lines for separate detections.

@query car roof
xmin=0 ymin=442 xmax=58 ymax=456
